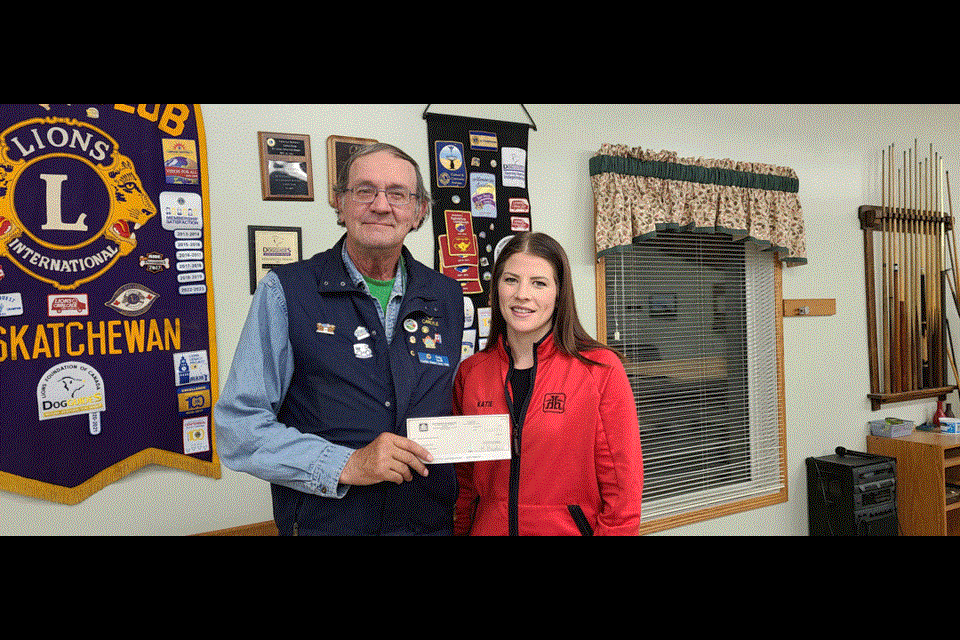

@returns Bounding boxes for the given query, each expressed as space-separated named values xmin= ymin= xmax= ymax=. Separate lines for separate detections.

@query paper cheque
xmin=406 ymin=414 xmax=512 ymax=464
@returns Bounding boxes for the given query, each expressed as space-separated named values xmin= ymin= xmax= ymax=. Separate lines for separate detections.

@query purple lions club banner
xmin=0 ymin=104 xmax=220 ymax=504
xmin=425 ymin=112 xmax=532 ymax=357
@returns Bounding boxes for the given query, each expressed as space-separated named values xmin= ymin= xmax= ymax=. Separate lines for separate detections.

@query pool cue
xmin=947 ymin=171 xmax=960 ymax=298
xmin=880 ymin=149 xmax=890 ymax=393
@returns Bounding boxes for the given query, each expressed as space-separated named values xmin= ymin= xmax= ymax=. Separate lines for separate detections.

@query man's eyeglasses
xmin=342 ymin=185 xmax=418 ymax=206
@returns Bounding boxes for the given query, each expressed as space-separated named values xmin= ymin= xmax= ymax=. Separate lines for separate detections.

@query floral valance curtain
xmin=590 ymin=144 xmax=807 ymax=265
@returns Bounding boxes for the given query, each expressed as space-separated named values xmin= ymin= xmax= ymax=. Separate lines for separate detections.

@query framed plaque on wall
xmin=326 ymin=135 xmax=377 ymax=207
xmin=258 ymin=131 xmax=314 ymax=201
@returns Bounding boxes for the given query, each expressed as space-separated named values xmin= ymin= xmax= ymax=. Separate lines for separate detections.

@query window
xmin=600 ymin=230 xmax=786 ymax=534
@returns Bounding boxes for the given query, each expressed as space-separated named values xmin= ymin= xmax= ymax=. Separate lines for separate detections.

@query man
xmin=214 ymin=143 xmax=464 ymax=535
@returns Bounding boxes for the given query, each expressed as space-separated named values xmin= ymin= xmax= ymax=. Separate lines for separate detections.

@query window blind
xmin=604 ymin=230 xmax=784 ymax=522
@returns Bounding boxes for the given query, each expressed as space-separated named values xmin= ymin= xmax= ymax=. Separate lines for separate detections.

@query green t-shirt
xmin=362 ymin=254 xmax=403 ymax=313
xmin=363 ymin=274 xmax=395 ymax=314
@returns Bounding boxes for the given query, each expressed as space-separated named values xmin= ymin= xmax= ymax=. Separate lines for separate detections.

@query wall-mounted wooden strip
xmin=783 ymin=298 xmax=836 ymax=316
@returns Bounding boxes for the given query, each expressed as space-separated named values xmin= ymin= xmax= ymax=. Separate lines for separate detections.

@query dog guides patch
xmin=37 ymin=360 xmax=106 ymax=434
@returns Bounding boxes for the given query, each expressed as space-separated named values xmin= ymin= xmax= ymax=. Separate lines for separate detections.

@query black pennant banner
xmin=425 ymin=112 xmax=531 ymax=356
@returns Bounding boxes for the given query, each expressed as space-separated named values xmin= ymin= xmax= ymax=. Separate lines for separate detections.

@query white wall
xmin=4 ymin=104 xmax=957 ymax=535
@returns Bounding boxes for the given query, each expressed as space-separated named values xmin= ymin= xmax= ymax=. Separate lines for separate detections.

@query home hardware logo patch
xmin=0 ymin=117 xmax=157 ymax=290
xmin=543 ymin=393 xmax=566 ymax=413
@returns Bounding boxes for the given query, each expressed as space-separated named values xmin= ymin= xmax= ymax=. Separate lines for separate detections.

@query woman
xmin=453 ymin=232 xmax=643 ymax=535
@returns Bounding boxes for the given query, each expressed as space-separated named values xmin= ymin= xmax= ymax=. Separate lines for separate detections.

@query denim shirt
xmin=213 ymin=247 xmax=406 ymax=499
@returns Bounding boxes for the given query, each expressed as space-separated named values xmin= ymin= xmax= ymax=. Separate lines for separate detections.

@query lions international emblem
xmin=0 ymin=117 xmax=157 ymax=290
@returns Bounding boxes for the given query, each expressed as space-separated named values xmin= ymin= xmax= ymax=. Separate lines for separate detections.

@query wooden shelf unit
xmin=867 ymin=430 xmax=960 ymax=535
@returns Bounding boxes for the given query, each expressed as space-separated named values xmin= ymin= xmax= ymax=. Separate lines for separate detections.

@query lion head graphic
xmin=103 ymin=155 xmax=158 ymax=256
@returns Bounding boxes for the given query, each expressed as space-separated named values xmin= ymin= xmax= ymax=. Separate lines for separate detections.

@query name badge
xmin=418 ymin=352 xmax=449 ymax=367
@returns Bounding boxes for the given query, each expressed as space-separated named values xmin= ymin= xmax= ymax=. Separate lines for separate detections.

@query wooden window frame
xmin=595 ymin=245 xmax=788 ymax=535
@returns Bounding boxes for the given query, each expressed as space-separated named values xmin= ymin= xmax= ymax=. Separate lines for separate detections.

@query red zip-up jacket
xmin=453 ymin=333 xmax=643 ymax=535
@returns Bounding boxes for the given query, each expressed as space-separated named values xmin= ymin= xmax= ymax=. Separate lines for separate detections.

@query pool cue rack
xmin=860 ymin=203 xmax=956 ymax=410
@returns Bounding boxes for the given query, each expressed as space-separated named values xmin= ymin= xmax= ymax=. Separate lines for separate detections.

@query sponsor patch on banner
xmin=470 ymin=173 xmax=497 ymax=218
xmin=434 ymin=141 xmax=466 ymax=188
xmin=508 ymin=198 xmax=530 ymax=213
xmin=48 ymin=293 xmax=89 ymax=316
xmin=0 ymin=292 xmax=24 ymax=317
xmin=183 ymin=415 xmax=210 ymax=454
xmin=37 ymin=360 xmax=105 ymax=422
xmin=160 ymin=191 xmax=203 ymax=231
xmin=139 ymin=252 xmax=170 ymax=273
xmin=106 ymin=283 xmax=158 ymax=316
xmin=443 ymin=210 xmax=477 ymax=256
xmin=501 ymin=147 xmax=526 ymax=188
xmin=469 ymin=130 xmax=498 ymax=151
xmin=177 ymin=382 xmax=211 ymax=416
xmin=175 ymin=350 xmax=210 ymax=386
xmin=477 ymin=307 xmax=491 ymax=337
xmin=162 ymin=138 xmax=199 ymax=185
xmin=511 ymin=216 xmax=530 ymax=232
xmin=462 ymin=328 xmax=476 ymax=358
